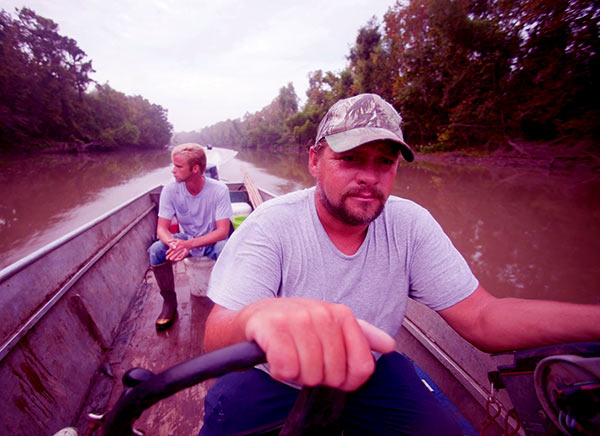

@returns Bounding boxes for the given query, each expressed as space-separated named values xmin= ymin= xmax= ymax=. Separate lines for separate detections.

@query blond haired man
xmin=148 ymin=143 xmax=232 ymax=330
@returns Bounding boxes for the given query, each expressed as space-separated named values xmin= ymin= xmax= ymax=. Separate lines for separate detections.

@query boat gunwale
xmin=0 ymin=204 xmax=157 ymax=362
xmin=0 ymin=180 xmax=275 ymax=285
xmin=0 ymin=185 xmax=162 ymax=284
xmin=255 ymin=186 xmax=277 ymax=201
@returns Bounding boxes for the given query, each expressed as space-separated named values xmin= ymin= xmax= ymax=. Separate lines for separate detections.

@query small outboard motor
xmin=535 ymin=353 xmax=600 ymax=435
xmin=489 ymin=342 xmax=600 ymax=435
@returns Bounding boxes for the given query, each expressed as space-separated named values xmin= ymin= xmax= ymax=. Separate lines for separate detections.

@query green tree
xmin=184 ymin=0 xmax=600 ymax=153
xmin=503 ymin=0 xmax=600 ymax=140
xmin=382 ymin=0 xmax=598 ymax=148
xmin=87 ymin=85 xmax=172 ymax=148
xmin=198 ymin=83 xmax=299 ymax=149
xmin=348 ymin=17 xmax=395 ymax=99
xmin=130 ymin=95 xmax=172 ymax=148
xmin=0 ymin=9 xmax=32 ymax=144
xmin=0 ymin=7 xmax=172 ymax=151
xmin=0 ymin=7 xmax=94 ymax=146
xmin=383 ymin=0 xmax=517 ymax=148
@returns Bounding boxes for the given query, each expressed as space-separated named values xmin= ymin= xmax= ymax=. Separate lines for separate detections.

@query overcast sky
xmin=3 ymin=1 xmax=399 ymax=132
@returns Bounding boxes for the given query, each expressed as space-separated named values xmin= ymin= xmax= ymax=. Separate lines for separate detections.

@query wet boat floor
xmin=74 ymin=262 xmax=480 ymax=436
xmin=76 ymin=261 xmax=215 ymax=435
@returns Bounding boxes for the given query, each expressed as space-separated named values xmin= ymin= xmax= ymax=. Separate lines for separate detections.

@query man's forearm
xmin=157 ymin=227 xmax=173 ymax=246
xmin=440 ymin=286 xmax=600 ymax=353
xmin=204 ymin=305 xmax=248 ymax=352
xmin=461 ymin=298 xmax=600 ymax=353
xmin=476 ymin=298 xmax=600 ymax=352
xmin=156 ymin=217 xmax=176 ymax=247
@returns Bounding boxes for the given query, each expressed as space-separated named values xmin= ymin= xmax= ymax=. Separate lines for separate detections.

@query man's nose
xmin=356 ymin=162 xmax=379 ymax=185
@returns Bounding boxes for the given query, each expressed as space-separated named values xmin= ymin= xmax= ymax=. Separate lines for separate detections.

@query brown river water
xmin=1 ymin=148 xmax=598 ymax=304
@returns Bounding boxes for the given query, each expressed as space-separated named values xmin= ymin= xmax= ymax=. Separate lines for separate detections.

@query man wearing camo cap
xmin=199 ymin=94 xmax=600 ymax=435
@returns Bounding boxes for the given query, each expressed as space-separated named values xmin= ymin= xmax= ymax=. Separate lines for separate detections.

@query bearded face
xmin=309 ymin=141 xmax=400 ymax=227
xmin=315 ymin=181 xmax=386 ymax=226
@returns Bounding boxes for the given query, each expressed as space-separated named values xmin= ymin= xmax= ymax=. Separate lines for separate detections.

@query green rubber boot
xmin=151 ymin=261 xmax=177 ymax=330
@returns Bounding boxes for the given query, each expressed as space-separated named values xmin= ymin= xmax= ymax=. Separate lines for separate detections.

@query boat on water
xmin=0 ymin=148 xmax=597 ymax=436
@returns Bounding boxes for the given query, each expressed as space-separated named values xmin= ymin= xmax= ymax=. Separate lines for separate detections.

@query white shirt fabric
xmin=207 ymin=187 xmax=478 ymax=337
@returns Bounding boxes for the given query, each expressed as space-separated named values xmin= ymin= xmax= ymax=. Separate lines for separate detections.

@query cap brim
xmin=325 ymin=127 xmax=414 ymax=162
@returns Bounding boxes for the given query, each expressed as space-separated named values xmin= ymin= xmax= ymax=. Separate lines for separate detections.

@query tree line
xmin=0 ymin=7 xmax=173 ymax=151
xmin=177 ymin=0 xmax=598 ymax=153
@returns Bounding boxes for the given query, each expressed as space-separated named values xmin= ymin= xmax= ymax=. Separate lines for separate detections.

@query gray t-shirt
xmin=158 ymin=177 xmax=233 ymax=257
xmin=208 ymin=187 xmax=478 ymax=337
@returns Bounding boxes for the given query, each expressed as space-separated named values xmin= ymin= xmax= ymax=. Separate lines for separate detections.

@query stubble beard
xmin=316 ymin=182 xmax=386 ymax=226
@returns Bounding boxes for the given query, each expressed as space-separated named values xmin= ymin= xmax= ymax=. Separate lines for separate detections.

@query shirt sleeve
xmin=408 ymin=208 xmax=479 ymax=311
xmin=157 ymin=184 xmax=176 ymax=220
xmin=207 ymin=209 xmax=281 ymax=310
xmin=214 ymin=184 xmax=233 ymax=221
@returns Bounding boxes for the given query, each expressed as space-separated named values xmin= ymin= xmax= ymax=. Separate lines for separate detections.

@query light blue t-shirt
xmin=158 ymin=177 xmax=233 ymax=257
xmin=207 ymin=187 xmax=478 ymax=337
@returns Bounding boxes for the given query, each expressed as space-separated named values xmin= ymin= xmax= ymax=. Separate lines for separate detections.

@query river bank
xmin=11 ymin=136 xmax=598 ymax=173
xmin=416 ymin=140 xmax=600 ymax=173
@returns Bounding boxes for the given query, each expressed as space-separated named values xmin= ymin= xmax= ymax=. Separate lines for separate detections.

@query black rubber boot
xmin=151 ymin=262 xmax=177 ymax=330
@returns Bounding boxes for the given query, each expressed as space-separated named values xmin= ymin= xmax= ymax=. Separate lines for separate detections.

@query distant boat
xmin=0 ymin=147 xmax=597 ymax=435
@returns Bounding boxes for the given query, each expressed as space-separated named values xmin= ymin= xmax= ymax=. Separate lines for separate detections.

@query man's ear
xmin=191 ymin=164 xmax=201 ymax=174
xmin=308 ymin=148 xmax=319 ymax=178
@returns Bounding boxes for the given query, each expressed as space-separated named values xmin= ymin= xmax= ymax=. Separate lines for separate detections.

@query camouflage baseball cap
xmin=314 ymin=93 xmax=414 ymax=162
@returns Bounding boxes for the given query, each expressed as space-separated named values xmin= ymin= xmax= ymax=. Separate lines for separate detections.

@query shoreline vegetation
xmin=2 ymin=2 xmax=598 ymax=171
xmin=0 ymin=8 xmax=173 ymax=153
xmin=172 ymin=0 xmax=599 ymax=163
xmin=6 ymin=138 xmax=597 ymax=175
xmin=416 ymin=140 xmax=600 ymax=173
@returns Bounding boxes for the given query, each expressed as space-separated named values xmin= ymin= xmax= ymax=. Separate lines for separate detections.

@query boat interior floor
xmin=76 ymin=260 xmax=215 ymax=435
xmin=74 ymin=258 xmax=481 ymax=436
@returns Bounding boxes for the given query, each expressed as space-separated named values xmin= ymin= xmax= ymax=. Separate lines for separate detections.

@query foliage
xmin=0 ymin=8 xmax=172 ymax=151
xmin=5 ymin=3 xmax=595 ymax=153
xmin=503 ymin=0 xmax=600 ymax=140
xmin=195 ymin=83 xmax=302 ymax=150
xmin=189 ymin=0 xmax=598 ymax=153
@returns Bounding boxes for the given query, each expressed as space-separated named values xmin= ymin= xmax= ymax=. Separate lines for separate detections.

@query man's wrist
xmin=184 ymin=239 xmax=196 ymax=250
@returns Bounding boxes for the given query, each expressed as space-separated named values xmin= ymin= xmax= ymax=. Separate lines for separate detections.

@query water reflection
xmin=1 ymin=149 xmax=598 ymax=305
xmin=219 ymin=149 xmax=313 ymax=194
xmin=0 ymin=150 xmax=173 ymax=267
xmin=391 ymin=160 xmax=600 ymax=304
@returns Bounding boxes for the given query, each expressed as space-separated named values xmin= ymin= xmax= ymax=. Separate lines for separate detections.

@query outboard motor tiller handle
xmin=101 ymin=341 xmax=266 ymax=436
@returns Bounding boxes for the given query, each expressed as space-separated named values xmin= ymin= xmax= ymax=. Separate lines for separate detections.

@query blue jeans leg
xmin=203 ymin=238 xmax=227 ymax=261
xmin=343 ymin=352 xmax=463 ymax=435
xmin=199 ymin=352 xmax=463 ymax=435
xmin=199 ymin=369 xmax=299 ymax=435
xmin=147 ymin=233 xmax=190 ymax=265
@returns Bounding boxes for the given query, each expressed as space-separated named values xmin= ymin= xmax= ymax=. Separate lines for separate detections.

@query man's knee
xmin=148 ymin=240 xmax=168 ymax=265
xmin=204 ymin=238 xmax=228 ymax=261
xmin=148 ymin=233 xmax=190 ymax=265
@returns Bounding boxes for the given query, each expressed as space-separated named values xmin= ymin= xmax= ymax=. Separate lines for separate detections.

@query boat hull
xmin=0 ymin=188 xmax=158 ymax=435
xmin=0 ymin=181 xmax=272 ymax=435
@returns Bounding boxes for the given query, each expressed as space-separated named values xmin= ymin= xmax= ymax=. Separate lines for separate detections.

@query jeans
xmin=199 ymin=352 xmax=463 ymax=435
xmin=147 ymin=232 xmax=226 ymax=265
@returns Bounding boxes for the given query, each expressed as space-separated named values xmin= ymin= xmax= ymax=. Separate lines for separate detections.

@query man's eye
xmin=340 ymin=155 xmax=357 ymax=162
xmin=375 ymin=156 xmax=396 ymax=165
